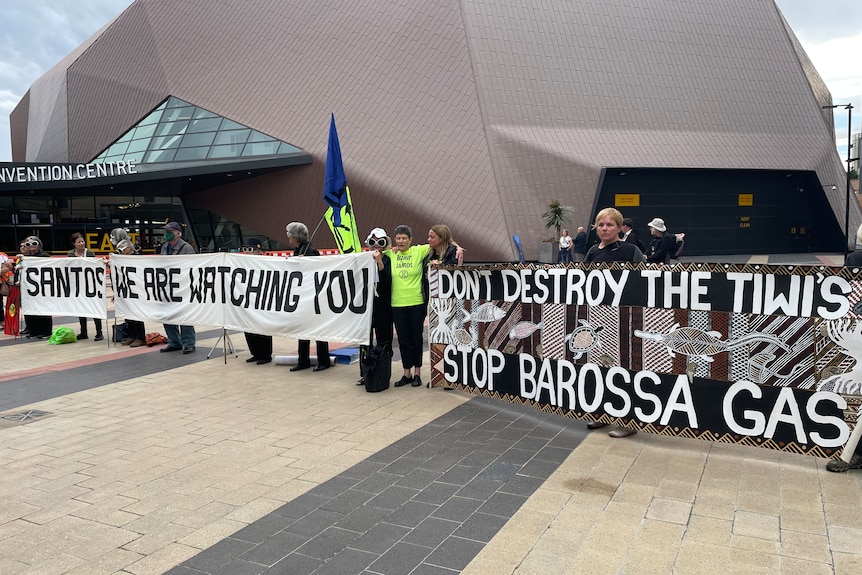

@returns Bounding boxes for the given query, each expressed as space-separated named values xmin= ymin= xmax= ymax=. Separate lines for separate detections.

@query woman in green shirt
xmin=385 ymin=225 xmax=431 ymax=387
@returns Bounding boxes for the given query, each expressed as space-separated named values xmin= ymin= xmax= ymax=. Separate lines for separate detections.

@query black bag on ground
xmin=363 ymin=344 xmax=392 ymax=392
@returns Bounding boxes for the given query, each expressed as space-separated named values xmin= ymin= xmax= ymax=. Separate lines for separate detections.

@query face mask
xmin=163 ymin=232 xmax=175 ymax=242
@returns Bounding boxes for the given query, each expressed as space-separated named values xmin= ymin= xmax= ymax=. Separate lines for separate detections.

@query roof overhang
xmin=0 ymin=153 xmax=313 ymax=195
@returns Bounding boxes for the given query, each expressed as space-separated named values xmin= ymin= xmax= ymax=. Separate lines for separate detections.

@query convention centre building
xmin=2 ymin=0 xmax=855 ymax=260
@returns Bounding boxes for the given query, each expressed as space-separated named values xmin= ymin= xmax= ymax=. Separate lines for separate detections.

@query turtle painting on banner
xmin=428 ymin=262 xmax=862 ymax=458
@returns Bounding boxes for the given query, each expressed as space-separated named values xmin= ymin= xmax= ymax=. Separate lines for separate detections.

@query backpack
xmin=671 ymin=235 xmax=685 ymax=260
xmin=146 ymin=332 xmax=168 ymax=347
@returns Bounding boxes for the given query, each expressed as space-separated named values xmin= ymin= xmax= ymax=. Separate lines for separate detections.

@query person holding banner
xmin=286 ymin=222 xmax=331 ymax=372
xmin=114 ymin=239 xmax=147 ymax=347
xmin=67 ymin=232 xmax=104 ymax=341
xmin=385 ymin=225 xmax=438 ymax=387
xmin=18 ymin=236 xmax=53 ymax=339
xmin=241 ymin=238 xmax=274 ymax=365
xmin=364 ymin=228 xmax=394 ymax=384
xmin=585 ymin=208 xmax=645 ymax=438
xmin=159 ymin=222 xmax=197 ymax=354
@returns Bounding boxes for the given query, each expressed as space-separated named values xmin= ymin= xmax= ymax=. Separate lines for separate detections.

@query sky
xmin=0 ymin=0 xmax=860 ymax=164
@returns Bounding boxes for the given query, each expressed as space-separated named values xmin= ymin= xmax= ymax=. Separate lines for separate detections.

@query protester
xmin=114 ymin=239 xmax=147 ymax=347
xmin=364 ymin=228 xmax=394 ymax=385
xmin=585 ymin=208 xmax=645 ymax=438
xmin=558 ymin=229 xmax=573 ymax=263
xmin=241 ymin=238 xmax=274 ymax=365
xmin=159 ymin=222 xmax=197 ymax=354
xmin=423 ymin=224 xmax=462 ymax=304
xmin=0 ymin=252 xmax=11 ymax=329
xmin=572 ymin=226 xmax=588 ymax=262
xmin=645 ymin=217 xmax=677 ymax=264
xmin=620 ymin=218 xmax=645 ymax=253
xmin=17 ymin=236 xmax=53 ymax=339
xmin=385 ymin=224 xmax=432 ymax=387
xmin=67 ymin=232 xmax=104 ymax=341
xmin=286 ymin=222 xmax=331 ymax=372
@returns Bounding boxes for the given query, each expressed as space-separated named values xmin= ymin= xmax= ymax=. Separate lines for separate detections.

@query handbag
xmin=363 ymin=344 xmax=392 ymax=392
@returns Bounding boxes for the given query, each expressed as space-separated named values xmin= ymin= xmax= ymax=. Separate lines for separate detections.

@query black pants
xmin=126 ymin=320 xmax=146 ymax=340
xmin=245 ymin=332 xmax=273 ymax=360
xmin=392 ymin=304 xmax=426 ymax=370
xmin=298 ymin=340 xmax=330 ymax=367
xmin=78 ymin=317 xmax=103 ymax=337
xmin=25 ymin=315 xmax=53 ymax=337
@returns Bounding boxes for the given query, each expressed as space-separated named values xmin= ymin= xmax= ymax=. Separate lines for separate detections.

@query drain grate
xmin=2 ymin=410 xmax=51 ymax=422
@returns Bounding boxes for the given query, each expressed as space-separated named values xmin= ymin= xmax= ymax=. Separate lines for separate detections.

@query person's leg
xmin=180 ymin=325 xmax=196 ymax=352
xmin=407 ymin=304 xmax=426 ymax=386
xmin=391 ymin=308 xmax=413 ymax=385
xmin=94 ymin=318 xmax=103 ymax=341
xmin=244 ymin=332 xmax=259 ymax=361
xmin=314 ymin=340 xmax=330 ymax=370
xmin=291 ymin=340 xmax=311 ymax=370
xmin=163 ymin=324 xmax=181 ymax=348
xmin=77 ymin=317 xmax=88 ymax=339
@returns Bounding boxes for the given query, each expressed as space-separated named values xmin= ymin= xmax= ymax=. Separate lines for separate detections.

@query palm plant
xmin=542 ymin=200 xmax=574 ymax=239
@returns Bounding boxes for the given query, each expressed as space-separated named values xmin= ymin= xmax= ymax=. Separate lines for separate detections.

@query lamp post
xmin=823 ymin=103 xmax=858 ymax=263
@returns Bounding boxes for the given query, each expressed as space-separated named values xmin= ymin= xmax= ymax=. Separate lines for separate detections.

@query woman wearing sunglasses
xmin=18 ymin=236 xmax=53 ymax=339
xmin=364 ymin=228 xmax=393 ymax=385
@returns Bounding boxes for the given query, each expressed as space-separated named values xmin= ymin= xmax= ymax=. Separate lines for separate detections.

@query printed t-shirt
xmin=385 ymin=244 xmax=431 ymax=307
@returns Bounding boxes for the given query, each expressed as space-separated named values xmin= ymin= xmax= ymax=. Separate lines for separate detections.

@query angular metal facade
xmin=9 ymin=0 xmax=855 ymax=261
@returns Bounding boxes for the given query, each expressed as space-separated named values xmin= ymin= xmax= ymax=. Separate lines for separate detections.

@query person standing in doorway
xmin=159 ymin=222 xmax=197 ymax=354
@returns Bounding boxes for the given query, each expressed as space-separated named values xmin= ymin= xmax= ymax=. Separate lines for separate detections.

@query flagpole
xmin=308 ymin=215 xmax=327 ymax=244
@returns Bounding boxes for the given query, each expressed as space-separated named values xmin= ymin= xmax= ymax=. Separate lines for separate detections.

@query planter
xmin=537 ymin=242 xmax=557 ymax=263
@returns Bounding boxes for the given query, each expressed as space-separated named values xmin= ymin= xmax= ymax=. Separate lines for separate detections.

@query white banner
xmin=111 ymin=252 xmax=375 ymax=345
xmin=19 ymin=257 xmax=109 ymax=319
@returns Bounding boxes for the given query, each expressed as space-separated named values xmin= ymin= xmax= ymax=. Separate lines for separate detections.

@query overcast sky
xmin=0 ymin=0 xmax=860 ymax=163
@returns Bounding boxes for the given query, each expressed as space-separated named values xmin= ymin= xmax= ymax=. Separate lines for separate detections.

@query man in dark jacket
xmin=620 ymin=218 xmax=645 ymax=253
xmin=159 ymin=222 xmax=197 ymax=354
xmin=645 ymin=218 xmax=676 ymax=264
xmin=572 ymin=227 xmax=588 ymax=262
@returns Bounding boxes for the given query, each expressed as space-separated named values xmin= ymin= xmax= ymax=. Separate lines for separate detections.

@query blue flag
xmin=323 ymin=114 xmax=361 ymax=253
xmin=324 ymin=114 xmax=348 ymax=227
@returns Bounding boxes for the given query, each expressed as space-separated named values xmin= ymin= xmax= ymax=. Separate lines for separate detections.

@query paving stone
xmin=479 ymin=492 xmax=529 ymax=518
xmin=424 ymin=535 xmax=487 ymax=571
xmin=351 ymin=522 xmax=411 ymax=554
xmin=413 ymin=481 xmax=461 ymax=505
xmin=432 ymin=496 xmax=484 ymax=522
xmin=454 ymin=512 xmax=510 ymax=542
xmin=319 ymin=489 xmax=375 ymax=515
xmin=237 ymin=530 xmax=306 ymax=566
xmin=403 ymin=517 xmax=461 ymax=548
xmin=282 ymin=508 xmax=345 ymax=537
xmin=229 ymin=514 xmax=294 ymax=544
xmin=334 ymin=504 xmax=393 ymax=534
xmin=394 ymin=468 xmax=444 ymax=490
xmin=367 ymin=541 xmax=432 ymax=575
xmin=268 ymin=552 xmax=322 ymax=575
xmin=367 ymin=485 xmax=419 ymax=510
xmin=310 ymin=548 xmax=378 ymax=575
xmin=295 ymin=526 xmax=361 ymax=560
xmin=180 ymin=536 xmax=256 ymax=572
xmin=383 ymin=500 xmax=439 ymax=528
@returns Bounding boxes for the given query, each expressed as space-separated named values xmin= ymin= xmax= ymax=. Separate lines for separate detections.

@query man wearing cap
xmin=645 ymin=217 xmax=676 ymax=264
xmin=241 ymin=238 xmax=273 ymax=364
xmin=159 ymin=222 xmax=197 ymax=354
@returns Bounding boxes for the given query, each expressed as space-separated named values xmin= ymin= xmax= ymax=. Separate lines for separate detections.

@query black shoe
xmin=77 ymin=333 xmax=88 ymax=340
xmin=411 ymin=375 xmax=422 ymax=387
xmin=587 ymin=421 xmax=608 ymax=430
xmin=256 ymin=358 xmax=271 ymax=365
xmin=182 ymin=348 xmax=196 ymax=354
xmin=313 ymin=364 xmax=330 ymax=372
xmin=357 ymin=377 xmax=366 ymax=386
xmin=36 ymin=335 xmax=48 ymax=340
xmin=394 ymin=376 xmax=411 ymax=387
xmin=160 ymin=346 xmax=182 ymax=353
xmin=20 ymin=329 xmax=30 ymax=336
xmin=246 ymin=357 xmax=259 ymax=363
xmin=94 ymin=334 xmax=104 ymax=342
xmin=290 ymin=364 xmax=311 ymax=372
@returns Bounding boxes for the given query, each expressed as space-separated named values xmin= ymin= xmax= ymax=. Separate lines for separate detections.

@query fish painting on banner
xmin=428 ymin=262 xmax=862 ymax=457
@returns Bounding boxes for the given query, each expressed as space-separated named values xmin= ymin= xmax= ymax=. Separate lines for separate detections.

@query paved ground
xmin=0 ymin=252 xmax=860 ymax=574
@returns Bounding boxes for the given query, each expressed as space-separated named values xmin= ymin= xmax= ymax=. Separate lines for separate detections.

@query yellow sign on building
xmin=738 ymin=194 xmax=753 ymax=206
xmin=615 ymin=194 xmax=640 ymax=206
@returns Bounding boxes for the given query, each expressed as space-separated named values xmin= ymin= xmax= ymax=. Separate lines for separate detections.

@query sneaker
xmin=77 ymin=333 xmax=88 ymax=340
xmin=826 ymin=453 xmax=862 ymax=473
xmin=94 ymin=334 xmax=104 ymax=342
xmin=608 ymin=427 xmax=637 ymax=438
xmin=411 ymin=375 xmax=422 ymax=387
xmin=121 ymin=338 xmax=134 ymax=346
xmin=128 ymin=339 xmax=146 ymax=347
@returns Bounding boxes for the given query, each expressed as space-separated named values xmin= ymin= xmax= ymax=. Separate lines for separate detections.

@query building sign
xmin=615 ymin=193 xmax=640 ymax=206
xmin=428 ymin=263 xmax=862 ymax=457
xmin=0 ymin=161 xmax=138 ymax=184
xmin=738 ymin=193 xmax=753 ymax=206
